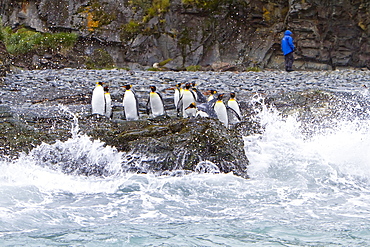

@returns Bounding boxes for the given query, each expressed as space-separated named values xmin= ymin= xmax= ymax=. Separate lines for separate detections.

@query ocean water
xmin=1 ymin=95 xmax=370 ymax=246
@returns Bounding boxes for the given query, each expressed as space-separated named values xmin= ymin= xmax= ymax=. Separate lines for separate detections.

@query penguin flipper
xmin=226 ymin=105 xmax=242 ymax=123
xmin=158 ymin=92 xmax=167 ymax=114
xmin=197 ymin=103 xmax=217 ymax=118
xmin=194 ymin=89 xmax=207 ymax=103
xmin=135 ymin=95 xmax=140 ymax=119
xmin=176 ymin=94 xmax=184 ymax=116
xmin=146 ymin=97 xmax=151 ymax=115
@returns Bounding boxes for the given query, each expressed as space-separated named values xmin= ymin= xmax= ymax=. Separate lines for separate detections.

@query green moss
xmin=85 ymin=48 xmax=115 ymax=69
xmin=186 ymin=65 xmax=202 ymax=71
xmin=1 ymin=27 xmax=77 ymax=55
xmin=146 ymin=0 xmax=170 ymax=19
xmin=0 ymin=21 xmax=4 ymax=41
xmin=246 ymin=67 xmax=261 ymax=72
xmin=182 ymin=0 xmax=228 ymax=12
xmin=119 ymin=67 xmax=131 ymax=71
xmin=147 ymin=67 xmax=160 ymax=71
xmin=158 ymin=58 xmax=172 ymax=66
xmin=92 ymin=9 xmax=116 ymax=26
xmin=87 ymin=0 xmax=117 ymax=29
xmin=120 ymin=0 xmax=172 ymax=42
xmin=120 ymin=20 xmax=143 ymax=41
xmin=129 ymin=0 xmax=170 ymax=23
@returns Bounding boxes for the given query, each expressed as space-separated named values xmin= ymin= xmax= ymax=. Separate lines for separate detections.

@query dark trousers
xmin=284 ymin=52 xmax=294 ymax=71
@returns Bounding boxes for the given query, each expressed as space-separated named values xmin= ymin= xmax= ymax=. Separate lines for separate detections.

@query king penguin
xmin=184 ymin=102 xmax=197 ymax=118
xmin=178 ymin=83 xmax=196 ymax=118
xmin=147 ymin=85 xmax=165 ymax=117
xmin=207 ymin=89 xmax=218 ymax=102
xmin=185 ymin=102 xmax=216 ymax=118
xmin=213 ymin=93 xmax=228 ymax=127
xmin=91 ymin=82 xmax=105 ymax=115
xmin=227 ymin=92 xmax=241 ymax=119
xmin=104 ymin=86 xmax=112 ymax=118
xmin=122 ymin=84 xmax=139 ymax=120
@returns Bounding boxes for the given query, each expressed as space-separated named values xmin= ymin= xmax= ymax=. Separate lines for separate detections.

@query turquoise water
xmin=1 ymin=98 xmax=370 ymax=246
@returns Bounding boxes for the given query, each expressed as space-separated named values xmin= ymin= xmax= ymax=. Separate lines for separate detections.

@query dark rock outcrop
xmin=84 ymin=117 xmax=249 ymax=178
xmin=0 ymin=106 xmax=250 ymax=178
xmin=0 ymin=0 xmax=369 ymax=70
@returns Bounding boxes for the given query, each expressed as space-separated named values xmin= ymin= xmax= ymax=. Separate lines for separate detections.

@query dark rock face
xmin=287 ymin=0 xmax=370 ymax=70
xmin=0 ymin=108 xmax=250 ymax=178
xmin=83 ymin=117 xmax=249 ymax=178
xmin=0 ymin=0 xmax=369 ymax=70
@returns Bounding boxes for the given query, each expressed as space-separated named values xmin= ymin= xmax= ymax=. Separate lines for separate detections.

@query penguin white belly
xmin=124 ymin=91 xmax=138 ymax=120
xmin=174 ymin=89 xmax=180 ymax=109
xmin=185 ymin=107 xmax=196 ymax=118
xmin=214 ymin=102 xmax=228 ymax=127
xmin=91 ymin=86 xmax=105 ymax=115
xmin=104 ymin=92 xmax=112 ymax=118
xmin=196 ymin=110 xmax=209 ymax=118
xmin=182 ymin=90 xmax=195 ymax=118
xmin=228 ymin=100 xmax=241 ymax=117
xmin=150 ymin=93 xmax=165 ymax=117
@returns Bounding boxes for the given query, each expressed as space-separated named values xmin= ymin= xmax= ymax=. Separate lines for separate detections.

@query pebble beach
xmin=1 ymin=69 xmax=369 ymax=119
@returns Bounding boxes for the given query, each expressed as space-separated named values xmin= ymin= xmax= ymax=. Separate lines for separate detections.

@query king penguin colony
xmin=105 ymin=83 xmax=244 ymax=125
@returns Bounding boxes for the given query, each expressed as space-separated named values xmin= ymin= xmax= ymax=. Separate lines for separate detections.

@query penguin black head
xmin=230 ymin=92 xmax=236 ymax=99
xmin=184 ymin=83 xmax=192 ymax=89
xmin=96 ymin=82 xmax=104 ymax=86
xmin=150 ymin=85 xmax=157 ymax=92
xmin=124 ymin=84 xmax=132 ymax=90
xmin=217 ymin=94 xmax=224 ymax=101
xmin=210 ymin=89 xmax=217 ymax=95
xmin=104 ymin=86 xmax=109 ymax=92
xmin=176 ymin=82 xmax=182 ymax=88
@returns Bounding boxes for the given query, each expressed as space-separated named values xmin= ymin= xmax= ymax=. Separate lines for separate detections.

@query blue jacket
xmin=281 ymin=30 xmax=295 ymax=55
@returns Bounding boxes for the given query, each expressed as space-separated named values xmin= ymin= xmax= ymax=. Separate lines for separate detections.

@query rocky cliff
xmin=0 ymin=0 xmax=369 ymax=70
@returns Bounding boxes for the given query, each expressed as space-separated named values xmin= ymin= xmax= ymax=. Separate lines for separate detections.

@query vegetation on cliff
xmin=85 ymin=48 xmax=115 ymax=69
xmin=0 ymin=25 xmax=77 ymax=55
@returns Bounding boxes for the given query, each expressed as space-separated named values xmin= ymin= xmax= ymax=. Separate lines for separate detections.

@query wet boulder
xmin=82 ymin=116 xmax=249 ymax=178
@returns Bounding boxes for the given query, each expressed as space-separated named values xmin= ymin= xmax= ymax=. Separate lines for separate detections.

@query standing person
xmin=281 ymin=30 xmax=295 ymax=72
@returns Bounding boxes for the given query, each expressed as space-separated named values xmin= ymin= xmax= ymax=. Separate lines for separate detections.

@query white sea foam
xmin=1 ymin=94 xmax=370 ymax=246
